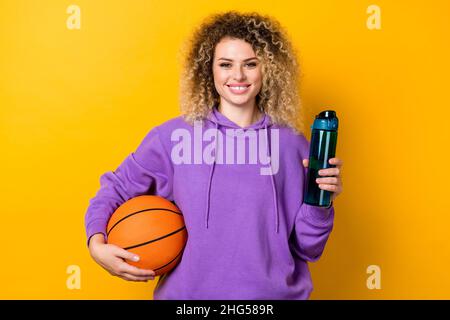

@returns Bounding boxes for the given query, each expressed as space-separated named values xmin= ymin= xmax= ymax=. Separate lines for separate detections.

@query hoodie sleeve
xmin=84 ymin=126 xmax=173 ymax=247
xmin=290 ymin=133 xmax=335 ymax=262
xmin=291 ymin=203 xmax=335 ymax=262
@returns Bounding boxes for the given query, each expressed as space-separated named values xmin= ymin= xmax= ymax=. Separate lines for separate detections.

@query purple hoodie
xmin=84 ymin=105 xmax=335 ymax=300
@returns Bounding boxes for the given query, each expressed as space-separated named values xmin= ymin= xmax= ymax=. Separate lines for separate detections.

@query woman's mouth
xmin=227 ymin=84 xmax=251 ymax=95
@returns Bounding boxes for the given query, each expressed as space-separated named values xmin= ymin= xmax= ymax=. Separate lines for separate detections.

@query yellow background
xmin=1 ymin=0 xmax=449 ymax=299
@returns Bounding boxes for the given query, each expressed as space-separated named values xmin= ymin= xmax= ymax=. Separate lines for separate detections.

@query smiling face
xmin=212 ymin=37 xmax=263 ymax=109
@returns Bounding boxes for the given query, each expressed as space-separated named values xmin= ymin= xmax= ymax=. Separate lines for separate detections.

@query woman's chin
xmin=224 ymin=96 xmax=254 ymax=106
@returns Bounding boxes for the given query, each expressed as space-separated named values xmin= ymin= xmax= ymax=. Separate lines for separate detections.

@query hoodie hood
xmin=206 ymin=104 xmax=272 ymax=130
xmin=203 ymin=105 xmax=280 ymax=233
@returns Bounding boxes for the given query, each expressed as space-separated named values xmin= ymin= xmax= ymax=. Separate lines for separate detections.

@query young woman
xmin=85 ymin=11 xmax=343 ymax=299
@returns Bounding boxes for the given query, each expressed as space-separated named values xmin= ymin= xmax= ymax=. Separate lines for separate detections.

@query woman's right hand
xmin=88 ymin=233 xmax=156 ymax=282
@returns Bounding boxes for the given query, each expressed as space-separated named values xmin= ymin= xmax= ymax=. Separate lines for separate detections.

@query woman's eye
xmin=219 ymin=62 xmax=257 ymax=68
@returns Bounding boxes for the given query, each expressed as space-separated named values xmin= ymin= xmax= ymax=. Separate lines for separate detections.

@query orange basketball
xmin=106 ymin=195 xmax=188 ymax=276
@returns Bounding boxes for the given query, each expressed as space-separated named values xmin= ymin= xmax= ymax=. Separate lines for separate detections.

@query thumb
xmin=302 ymin=159 xmax=309 ymax=168
xmin=115 ymin=248 xmax=140 ymax=262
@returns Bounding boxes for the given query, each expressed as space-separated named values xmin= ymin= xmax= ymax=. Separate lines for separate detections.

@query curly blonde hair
xmin=178 ymin=10 xmax=305 ymax=134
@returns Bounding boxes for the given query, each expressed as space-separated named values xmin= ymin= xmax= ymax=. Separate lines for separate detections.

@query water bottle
xmin=303 ymin=110 xmax=339 ymax=207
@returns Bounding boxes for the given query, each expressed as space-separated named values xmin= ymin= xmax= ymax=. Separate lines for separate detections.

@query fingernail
xmin=133 ymin=256 xmax=140 ymax=262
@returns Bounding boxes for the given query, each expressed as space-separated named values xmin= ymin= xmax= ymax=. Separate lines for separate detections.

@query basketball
xmin=106 ymin=195 xmax=188 ymax=276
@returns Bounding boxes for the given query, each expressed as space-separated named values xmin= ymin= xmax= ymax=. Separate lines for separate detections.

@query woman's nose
xmin=233 ymin=66 xmax=246 ymax=80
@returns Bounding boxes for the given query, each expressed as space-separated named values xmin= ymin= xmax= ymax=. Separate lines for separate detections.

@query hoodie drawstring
xmin=205 ymin=121 xmax=219 ymax=229
xmin=204 ymin=116 xmax=279 ymax=233
xmin=265 ymin=123 xmax=280 ymax=233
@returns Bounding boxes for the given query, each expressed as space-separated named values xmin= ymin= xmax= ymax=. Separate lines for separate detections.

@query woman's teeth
xmin=231 ymin=86 xmax=248 ymax=90
xmin=227 ymin=85 xmax=250 ymax=94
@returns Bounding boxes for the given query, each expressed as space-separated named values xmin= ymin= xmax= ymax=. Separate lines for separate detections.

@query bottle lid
xmin=311 ymin=110 xmax=339 ymax=131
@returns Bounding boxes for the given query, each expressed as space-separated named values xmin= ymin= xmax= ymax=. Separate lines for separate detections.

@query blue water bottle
xmin=303 ymin=110 xmax=339 ymax=207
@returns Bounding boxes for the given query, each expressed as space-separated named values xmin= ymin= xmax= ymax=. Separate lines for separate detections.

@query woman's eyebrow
xmin=218 ymin=57 xmax=258 ymax=62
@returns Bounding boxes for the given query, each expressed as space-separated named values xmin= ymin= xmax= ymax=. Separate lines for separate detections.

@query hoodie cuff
xmin=301 ymin=202 xmax=335 ymax=226
xmin=86 ymin=220 xmax=108 ymax=247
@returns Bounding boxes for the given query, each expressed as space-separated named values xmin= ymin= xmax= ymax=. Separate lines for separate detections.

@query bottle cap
xmin=311 ymin=110 xmax=339 ymax=131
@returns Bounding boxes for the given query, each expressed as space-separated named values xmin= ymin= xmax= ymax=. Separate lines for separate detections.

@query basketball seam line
xmin=106 ymin=208 xmax=182 ymax=236
xmin=123 ymin=226 xmax=186 ymax=250
xmin=153 ymin=246 xmax=186 ymax=272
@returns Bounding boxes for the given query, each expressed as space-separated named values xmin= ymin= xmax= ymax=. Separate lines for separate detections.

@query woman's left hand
xmin=302 ymin=157 xmax=343 ymax=202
